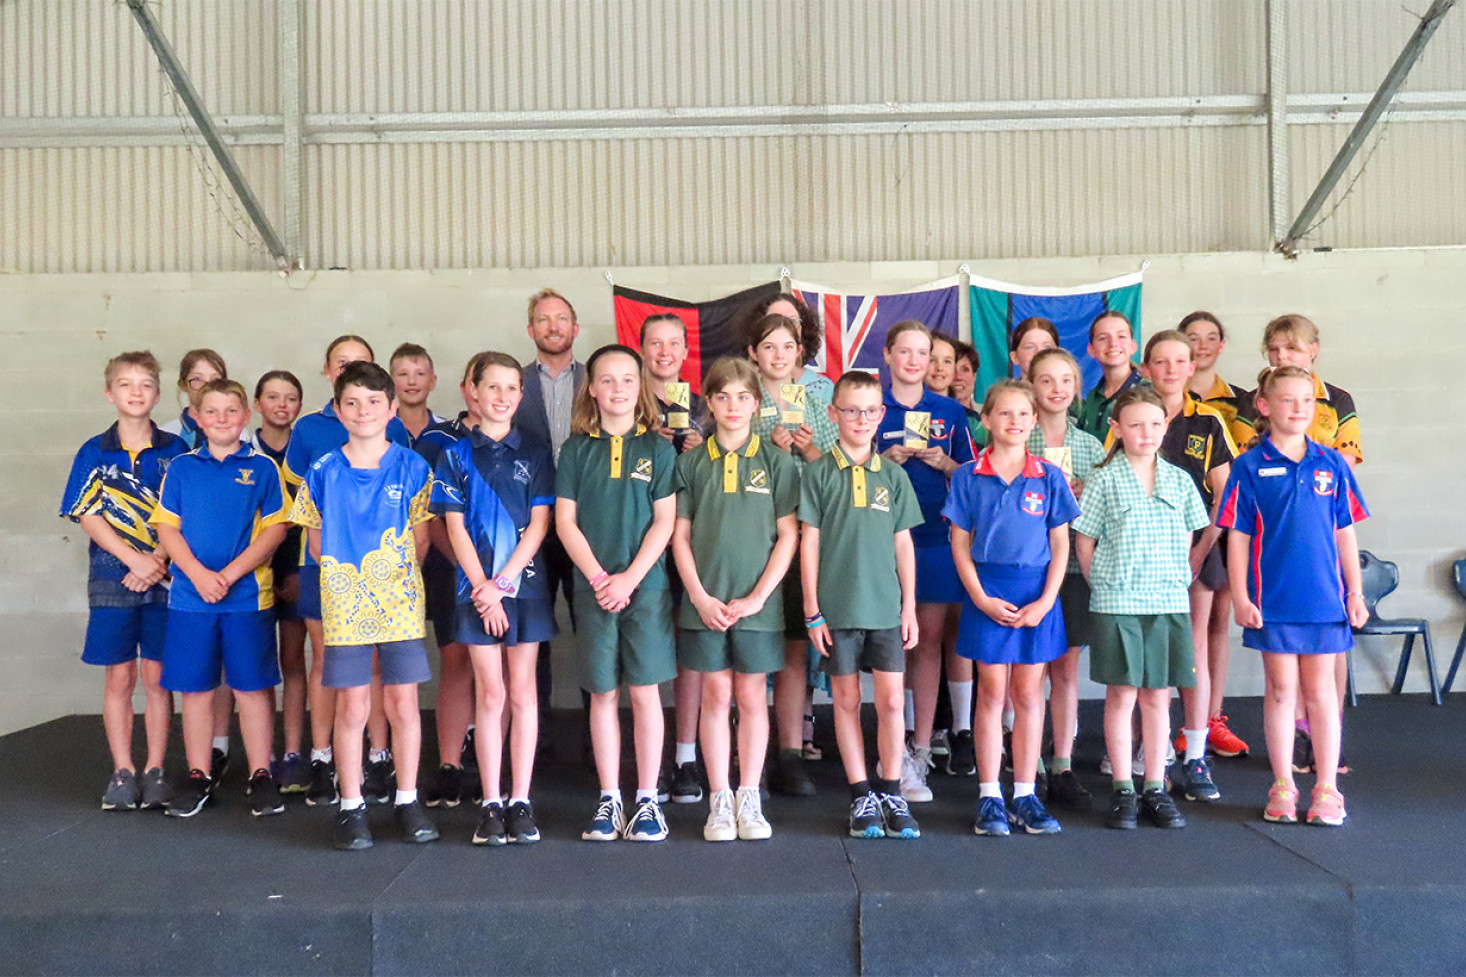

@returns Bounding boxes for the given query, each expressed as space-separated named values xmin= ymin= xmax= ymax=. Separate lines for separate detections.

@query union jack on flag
xmin=791 ymin=277 xmax=962 ymax=383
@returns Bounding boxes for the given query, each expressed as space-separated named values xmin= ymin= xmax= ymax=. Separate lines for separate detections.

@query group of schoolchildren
xmin=62 ymin=287 xmax=1368 ymax=851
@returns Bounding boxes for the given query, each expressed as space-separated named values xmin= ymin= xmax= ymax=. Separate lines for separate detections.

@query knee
xmin=702 ymin=679 xmax=732 ymax=711
xmin=106 ymin=663 xmax=139 ymax=694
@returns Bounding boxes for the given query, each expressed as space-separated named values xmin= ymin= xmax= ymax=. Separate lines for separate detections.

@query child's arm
xmin=427 ymin=519 xmax=458 ymax=563
xmin=1013 ymin=525 xmax=1068 ymax=628
xmin=1336 ymin=524 xmax=1369 ymax=628
xmin=218 ymin=525 xmax=288 ymax=594
xmin=413 ymin=522 xmax=432 ymax=564
xmin=444 ymin=511 xmax=489 ymax=593
xmin=671 ymin=516 xmax=733 ymax=632
xmin=600 ymin=495 xmax=676 ymax=611
xmin=950 ymin=525 xmax=1018 ymax=626
xmin=1074 ymin=532 xmax=1097 ymax=582
xmin=1227 ymin=528 xmax=1262 ymax=628
xmin=78 ymin=515 xmax=167 ymax=591
xmin=726 ymin=512 xmax=799 ymax=624
xmin=895 ymin=528 xmax=918 ymax=650
xmin=306 ymin=528 xmax=322 ymax=563
xmin=799 ymin=523 xmax=831 ymax=654
xmin=155 ymin=524 xmax=229 ymax=603
xmin=555 ymin=500 xmax=607 ymax=585
xmin=1189 ymin=462 xmax=1231 ymax=578
xmin=472 ymin=506 xmax=553 ymax=615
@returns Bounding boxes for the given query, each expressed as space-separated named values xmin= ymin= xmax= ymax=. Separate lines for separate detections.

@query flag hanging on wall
xmin=612 ymin=282 xmax=781 ymax=393
xmin=790 ymin=276 xmax=962 ymax=383
xmin=968 ymin=271 xmax=1143 ymax=397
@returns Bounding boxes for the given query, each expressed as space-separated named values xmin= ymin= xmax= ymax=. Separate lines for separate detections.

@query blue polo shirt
xmin=943 ymin=450 xmax=1080 ymax=568
xmin=61 ymin=422 xmax=189 ymax=607
xmin=1217 ymin=437 xmax=1368 ymax=624
xmin=430 ymin=427 xmax=555 ymax=603
xmin=414 ymin=412 xmax=471 ymax=577
xmin=150 ymin=444 xmax=291 ymax=612
xmin=876 ymin=387 xmax=975 ymax=548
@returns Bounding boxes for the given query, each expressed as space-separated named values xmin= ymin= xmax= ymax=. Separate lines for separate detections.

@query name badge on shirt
xmin=760 ymin=405 xmax=779 ymax=419
xmin=1259 ymin=466 xmax=1287 ymax=477
xmin=904 ymin=411 xmax=930 ymax=449
xmin=663 ymin=382 xmax=691 ymax=430
xmin=780 ymin=384 xmax=806 ymax=427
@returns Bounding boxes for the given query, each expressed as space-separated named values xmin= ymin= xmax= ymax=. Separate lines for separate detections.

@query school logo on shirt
xmin=746 ymin=468 xmax=770 ymax=494
xmin=1186 ymin=435 xmax=1206 ymax=460
xmin=871 ymin=487 xmax=891 ymax=512
xmin=631 ymin=457 xmax=653 ymax=482
xmin=1022 ymin=490 xmax=1046 ymax=515
xmin=1313 ymin=470 xmax=1335 ymax=496
xmin=385 ymin=485 xmax=404 ymax=503
xmin=234 ymin=468 xmax=256 ymax=486
xmin=513 ymin=460 xmax=531 ymax=484
xmin=930 ymin=418 xmax=948 ymax=440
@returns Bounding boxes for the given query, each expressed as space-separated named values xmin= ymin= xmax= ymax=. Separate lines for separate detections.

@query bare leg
xmin=504 ymin=644 xmax=539 ymax=800
xmin=306 ymin=619 xmax=333 ymax=752
xmin=588 ymin=689 xmax=621 ymax=793
xmin=872 ymin=671 xmax=907 ymax=787
xmin=907 ymin=603 xmax=948 ymax=749
xmin=1138 ymin=688 xmax=1171 ymax=785
xmin=629 ymin=684 xmax=664 ymax=795
xmin=1261 ymin=652 xmax=1299 ymax=785
xmin=734 ymin=672 xmax=770 ymax=791
xmin=382 ymin=684 xmax=422 ymax=793
xmin=103 ymin=661 xmax=140 ymax=771
xmin=773 ymin=640 xmax=806 ymax=752
xmin=235 ymin=689 xmax=276 ymax=774
xmin=469 ymin=644 xmax=506 ymax=799
xmin=1010 ymin=663 xmax=1047 ymax=783
xmin=1181 ymin=582 xmax=1214 ymax=738
xmin=181 ymin=690 xmax=214 ymax=773
xmin=699 ymin=670 xmax=733 ymax=794
xmin=435 ymin=642 xmax=473 ymax=765
xmin=139 ymin=658 xmax=173 ymax=771
xmin=1048 ymin=647 xmax=1081 ymax=760
xmin=278 ymin=618 xmax=308 ymax=756
xmin=830 ymin=674 xmax=866 ymax=783
xmin=1104 ymin=686 xmax=1139 ymax=784
xmin=673 ymin=664 xmax=703 ymax=753
xmin=975 ymin=662 xmax=1009 ymax=783
xmin=333 ymin=686 xmax=371 ymax=800
xmin=1303 ymin=654 xmax=1342 ymax=785
xmin=1205 ymin=589 xmax=1232 ymax=718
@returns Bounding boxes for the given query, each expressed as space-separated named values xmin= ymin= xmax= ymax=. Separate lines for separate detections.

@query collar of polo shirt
xmin=972 ymin=447 xmax=1045 ymax=478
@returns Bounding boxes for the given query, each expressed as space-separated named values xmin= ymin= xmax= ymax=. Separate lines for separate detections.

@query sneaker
xmin=735 ymin=786 xmax=773 ymax=841
xmin=1140 ymin=787 xmax=1187 ymax=828
xmin=1048 ymin=769 xmax=1093 ymax=811
xmin=624 ymin=798 xmax=669 ymax=842
xmin=425 ymin=764 xmax=463 ymax=809
xmin=771 ymin=751 xmax=816 ymax=797
xmin=138 ymin=767 xmax=173 ymax=809
xmin=101 ymin=769 xmax=139 ymax=811
xmin=1107 ymin=789 xmax=1139 ymax=830
xmin=704 ymin=789 xmax=737 ymax=842
xmin=247 ymin=769 xmax=285 ymax=817
xmin=1307 ymin=785 xmax=1347 ymax=827
xmin=1292 ymin=730 xmax=1313 ymax=774
xmin=670 ymin=761 xmax=704 ymax=804
xmin=1008 ymin=793 xmax=1062 ymax=835
xmin=930 ymin=728 xmax=951 ymax=758
xmin=1178 ymin=757 xmax=1221 ymax=803
xmin=166 ymin=770 xmax=213 ymax=818
xmin=1264 ymin=782 xmax=1300 ymax=823
xmin=581 ymin=795 xmax=625 ymax=842
xmin=945 ymin=729 xmax=977 ymax=777
xmin=1035 ymin=768 xmax=1049 ymax=803
xmin=973 ymin=795 xmax=1010 ymax=836
xmin=363 ymin=758 xmax=395 ymax=806
xmin=849 ymin=791 xmax=886 ymax=839
xmin=505 ymin=801 xmax=541 ymax=844
xmin=333 ymin=806 xmax=373 ymax=850
xmin=276 ymin=753 xmax=311 ymax=794
xmin=898 ymin=746 xmax=934 ymax=803
xmin=395 ymin=800 xmax=439 ymax=843
xmin=1208 ymin=714 xmax=1249 ymax=758
xmin=306 ymin=759 xmax=338 ymax=806
xmin=879 ymin=793 xmax=921 ymax=839
xmin=210 ymin=747 xmax=230 ymax=784
xmin=472 ymin=801 xmax=507 ymax=846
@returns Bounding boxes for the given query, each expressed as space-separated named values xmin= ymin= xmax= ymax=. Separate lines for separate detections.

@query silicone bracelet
xmin=590 ymin=571 xmax=609 ymax=587
xmin=494 ymin=575 xmax=515 ymax=593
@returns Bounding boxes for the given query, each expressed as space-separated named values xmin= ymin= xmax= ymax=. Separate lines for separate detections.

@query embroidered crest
xmin=631 ymin=457 xmax=653 ymax=482
xmin=1022 ymin=490 xmax=1046 ymax=515
xmin=930 ymin=418 xmax=948 ymax=439
xmin=1186 ymin=434 xmax=1206 ymax=460
xmin=1313 ymin=470 xmax=1335 ymax=496
xmin=385 ymin=485 xmax=404 ymax=503
xmin=513 ymin=460 xmax=531 ymax=484
xmin=746 ymin=468 xmax=770 ymax=494
xmin=871 ymin=487 xmax=891 ymax=512
xmin=234 ymin=467 xmax=256 ymax=486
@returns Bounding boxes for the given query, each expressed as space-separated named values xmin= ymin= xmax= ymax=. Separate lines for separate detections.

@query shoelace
xmin=709 ymin=792 xmax=735 ymax=824
xmin=592 ymin=798 xmax=620 ymax=827
xmin=629 ymin=801 xmax=665 ymax=833
xmin=735 ymin=793 xmax=767 ymax=825
xmin=852 ymin=793 xmax=882 ymax=820
xmin=882 ymin=794 xmax=912 ymax=818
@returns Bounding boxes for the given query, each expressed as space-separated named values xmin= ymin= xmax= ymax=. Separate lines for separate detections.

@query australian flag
xmin=790 ymin=277 xmax=962 ymax=383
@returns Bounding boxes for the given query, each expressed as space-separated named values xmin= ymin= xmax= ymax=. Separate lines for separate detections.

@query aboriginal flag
xmin=613 ymin=282 xmax=781 ymax=394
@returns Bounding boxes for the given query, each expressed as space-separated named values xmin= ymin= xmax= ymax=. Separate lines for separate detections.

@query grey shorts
xmin=323 ymin=638 xmax=432 ymax=689
xmin=822 ymin=627 xmax=905 ymax=677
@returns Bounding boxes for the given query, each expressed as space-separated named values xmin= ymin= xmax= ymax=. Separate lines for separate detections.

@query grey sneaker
xmin=101 ymin=769 xmax=139 ymax=811
xmin=900 ymin=746 xmax=934 ymax=803
xmin=138 ymin=767 xmax=173 ymax=809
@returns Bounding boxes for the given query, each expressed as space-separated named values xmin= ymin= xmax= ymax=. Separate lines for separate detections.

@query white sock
xmin=212 ymin=736 xmax=229 ymax=754
xmin=482 ymin=795 xmax=502 ymax=807
xmin=394 ymin=788 xmax=417 ymax=806
xmin=675 ymin=741 xmax=696 ymax=766
xmin=509 ymin=796 xmax=529 ymax=806
xmin=311 ymin=747 xmax=332 ymax=763
xmin=369 ymin=749 xmax=390 ymax=764
xmin=340 ymin=795 xmax=365 ymax=811
xmin=1013 ymin=781 xmax=1035 ymax=798
xmin=1001 ymin=709 xmax=1015 ymax=732
xmin=635 ymin=789 xmax=656 ymax=805
xmin=600 ymin=789 xmax=621 ymax=805
xmin=948 ymin=681 xmax=974 ymax=732
xmin=1184 ymin=727 xmax=1207 ymax=762
xmin=979 ymin=781 xmax=1002 ymax=799
xmin=904 ymin=689 xmax=915 ymax=730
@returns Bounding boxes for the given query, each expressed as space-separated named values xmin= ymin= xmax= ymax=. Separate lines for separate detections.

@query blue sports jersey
xmin=150 ymin=444 xmax=291 ymax=612
xmin=255 ymin=431 xmax=303 ymax=584
xmin=943 ymin=449 xmax=1080 ymax=568
xmin=876 ymin=387 xmax=975 ymax=548
xmin=413 ymin=411 xmax=471 ymax=577
xmin=60 ymin=423 xmax=189 ymax=607
xmin=1217 ymin=437 xmax=1369 ymax=624
xmin=430 ymin=427 xmax=555 ymax=603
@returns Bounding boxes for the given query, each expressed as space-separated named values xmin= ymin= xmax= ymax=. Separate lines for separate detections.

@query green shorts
xmin=1088 ymin=612 xmax=1195 ymax=691
xmin=678 ymin=627 xmax=784 ymax=675
xmin=822 ymin=627 xmax=905 ymax=678
xmin=574 ymin=587 xmax=676 ymax=694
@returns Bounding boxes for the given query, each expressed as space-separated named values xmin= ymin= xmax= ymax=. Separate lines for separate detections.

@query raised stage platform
xmin=2 ymin=695 xmax=1463 ymax=976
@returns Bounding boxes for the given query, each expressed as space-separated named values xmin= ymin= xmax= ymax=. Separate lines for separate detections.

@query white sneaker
xmin=901 ymin=745 xmax=934 ymax=803
xmin=703 ymin=789 xmax=737 ymax=842
xmin=735 ymin=786 xmax=772 ymax=840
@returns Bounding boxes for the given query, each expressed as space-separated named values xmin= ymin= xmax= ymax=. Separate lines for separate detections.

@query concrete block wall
xmin=1 ymin=249 xmax=1462 ymax=734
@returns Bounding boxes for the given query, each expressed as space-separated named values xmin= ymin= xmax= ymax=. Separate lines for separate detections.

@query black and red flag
xmin=613 ymin=282 xmax=781 ymax=393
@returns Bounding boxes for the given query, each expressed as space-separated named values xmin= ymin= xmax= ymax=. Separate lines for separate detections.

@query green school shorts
xmin=1088 ymin=612 xmax=1195 ymax=691
xmin=677 ymin=627 xmax=784 ymax=675
xmin=574 ymin=587 xmax=675 ymax=694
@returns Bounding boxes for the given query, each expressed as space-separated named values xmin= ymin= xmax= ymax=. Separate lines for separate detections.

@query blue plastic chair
xmin=1442 ymin=559 xmax=1466 ymax=694
xmin=1351 ymin=550 xmax=1440 ymax=706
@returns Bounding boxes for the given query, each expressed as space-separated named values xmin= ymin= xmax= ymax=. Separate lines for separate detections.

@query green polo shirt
xmin=799 ymin=443 xmax=923 ymax=630
xmin=1072 ymin=455 xmax=1210 ymax=615
xmin=1073 ymin=367 xmax=1143 ymax=442
xmin=556 ymin=425 xmax=677 ymax=590
xmin=674 ymin=433 xmax=800 ymax=632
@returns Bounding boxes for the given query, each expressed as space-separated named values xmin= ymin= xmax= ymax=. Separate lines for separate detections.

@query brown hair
xmin=333 ymin=361 xmax=395 ymax=403
xmin=390 ymin=342 xmax=434 ymax=369
xmin=325 ymin=334 xmax=375 ymax=363
xmin=105 ymin=350 xmax=161 ymax=387
xmin=1010 ymin=317 xmax=1060 ymax=353
xmin=832 ymin=369 xmax=882 ymax=400
xmin=1261 ymin=313 xmax=1320 ymax=354
xmin=253 ymin=369 xmax=303 ymax=401
xmin=883 ymin=319 xmax=932 ymax=351
xmin=1095 ymin=385 xmax=1166 ymax=468
xmin=639 ymin=312 xmax=687 ymax=346
xmin=952 ymin=338 xmax=980 ymax=372
xmin=177 ymin=348 xmax=228 ymax=392
xmin=1247 ymin=364 xmax=1315 ymax=447
xmin=702 ymin=357 xmax=761 ymax=400
xmin=1178 ymin=310 xmax=1226 ymax=341
xmin=527 ymin=288 xmax=577 ymax=324
xmin=981 ymin=378 xmax=1038 ymax=416
xmin=1142 ymin=329 xmax=1194 ymax=363
xmin=570 ymin=345 xmax=660 ymax=436
xmin=743 ymin=313 xmax=802 ymax=356
xmin=738 ymin=292 xmax=822 ymax=365
xmin=1088 ymin=309 xmax=1133 ymax=343
xmin=198 ymin=378 xmax=249 ymax=412
xmin=467 ymin=351 xmax=523 ymax=386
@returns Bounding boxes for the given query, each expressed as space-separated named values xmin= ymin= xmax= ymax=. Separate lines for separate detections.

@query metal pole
xmin=1265 ymin=0 xmax=1289 ymax=245
xmin=125 ymin=0 xmax=292 ymax=269
xmin=280 ymin=0 xmax=305 ymax=266
xmin=1278 ymin=0 xmax=1457 ymax=255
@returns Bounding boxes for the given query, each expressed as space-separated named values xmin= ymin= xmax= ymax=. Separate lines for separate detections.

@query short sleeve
xmin=1180 ymin=477 xmax=1211 ymax=532
xmin=941 ymin=466 xmax=975 ymax=532
xmin=771 ymin=449 xmax=801 ymax=519
xmin=150 ymin=466 xmax=183 ymax=529
xmin=290 ymin=467 xmax=324 ymax=530
xmin=1072 ymin=468 xmax=1107 ymax=539
xmin=257 ymin=460 xmax=290 ymax=527
xmin=674 ymin=451 xmax=699 ymax=520
xmin=1210 ymin=413 xmax=1240 ymax=466
xmin=948 ymin=405 xmax=975 ymax=465
xmin=890 ymin=468 xmax=924 ymax=534
xmin=555 ymin=437 xmax=584 ymax=502
xmin=282 ymin=424 xmax=309 ymax=487
xmin=649 ymin=437 xmax=678 ymax=502
xmin=429 ymin=447 xmax=466 ymax=515
xmin=1046 ymin=467 xmax=1081 ymax=528
xmin=529 ymin=446 xmax=556 ymax=507
xmin=1215 ymin=466 xmax=1254 ymax=533
xmin=1333 ymin=456 xmax=1370 ymax=528
xmin=798 ymin=463 xmax=827 ymax=528
xmin=386 ymin=417 xmax=413 ymax=448
xmin=60 ymin=443 xmax=101 ymax=520
xmin=408 ymin=481 xmax=434 ymax=527
xmin=1331 ymin=388 xmax=1362 ymax=462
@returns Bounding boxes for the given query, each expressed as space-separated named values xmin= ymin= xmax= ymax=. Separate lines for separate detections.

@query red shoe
xmin=1208 ymin=714 xmax=1249 ymax=758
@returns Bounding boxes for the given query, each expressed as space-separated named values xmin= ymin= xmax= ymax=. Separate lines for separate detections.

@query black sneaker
xmin=363 ymin=758 xmax=395 ymax=806
xmin=210 ymin=747 xmax=230 ymax=784
xmin=670 ymin=761 xmax=703 ymax=804
xmin=848 ymin=791 xmax=885 ymax=839
xmin=472 ymin=802 xmax=507 ymax=847
xmin=138 ymin=767 xmax=173 ymax=809
xmin=1141 ymin=787 xmax=1187 ymax=828
xmin=1107 ymin=788 xmax=1139 ymax=830
xmin=306 ymin=759 xmax=338 ymax=807
xmin=333 ymin=806 xmax=373 ymax=850
xmin=247 ymin=769 xmax=285 ymax=817
xmin=1035 ymin=768 xmax=1049 ymax=803
xmin=1178 ymin=758 xmax=1221 ymax=803
xmin=395 ymin=800 xmax=440 ymax=844
xmin=879 ymin=793 xmax=921 ymax=839
xmin=166 ymin=770 xmax=214 ymax=818
xmin=772 ymin=750 xmax=816 ymax=797
xmin=1292 ymin=730 xmax=1313 ymax=774
xmin=945 ymin=729 xmax=977 ymax=777
xmin=101 ymin=769 xmax=139 ymax=811
xmin=505 ymin=801 xmax=541 ymax=844
xmin=275 ymin=753 xmax=311 ymax=795
xmin=425 ymin=764 xmax=463 ymax=809
xmin=1047 ymin=769 xmax=1093 ymax=812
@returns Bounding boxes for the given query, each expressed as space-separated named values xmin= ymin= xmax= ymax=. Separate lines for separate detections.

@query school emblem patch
xmin=1313 ymin=470 xmax=1335 ymax=496
xmin=513 ymin=460 xmax=531 ymax=484
xmin=631 ymin=457 xmax=653 ymax=482
xmin=930 ymin=418 xmax=948 ymax=440
xmin=1186 ymin=434 xmax=1206 ymax=460
xmin=746 ymin=468 xmax=770 ymax=494
xmin=871 ymin=487 xmax=891 ymax=512
xmin=234 ymin=468 xmax=256 ymax=486
xmin=1022 ymin=491 xmax=1046 ymax=515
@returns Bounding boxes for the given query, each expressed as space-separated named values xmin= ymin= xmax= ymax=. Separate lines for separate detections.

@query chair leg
xmin=1347 ymin=646 xmax=1358 ymax=708
xmin=1423 ymin=629 xmax=1441 ymax=706
xmin=1445 ymin=625 xmax=1466 ymax=694
xmin=1392 ymin=635 xmax=1414 ymax=695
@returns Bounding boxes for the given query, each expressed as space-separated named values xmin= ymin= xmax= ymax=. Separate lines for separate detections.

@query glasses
xmin=185 ymin=375 xmax=213 ymax=390
xmin=833 ymin=407 xmax=883 ymax=421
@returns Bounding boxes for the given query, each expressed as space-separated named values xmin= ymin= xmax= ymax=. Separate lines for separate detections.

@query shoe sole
xmin=508 ymin=832 xmax=541 ymax=844
xmin=101 ymin=802 xmax=138 ymax=811
xmin=1012 ymin=821 xmax=1061 ymax=835
xmin=472 ymin=833 xmax=507 ymax=847
xmin=1145 ymin=817 xmax=1188 ymax=829
xmin=1183 ymin=785 xmax=1222 ymax=802
xmin=903 ymin=790 xmax=934 ymax=803
xmin=166 ymin=799 xmax=209 ymax=818
xmin=704 ymin=830 xmax=737 ymax=842
xmin=885 ymin=827 xmax=921 ymax=839
xmin=279 ymin=784 xmax=310 ymax=795
xmin=1211 ymin=747 xmax=1247 ymax=758
xmin=305 ymin=795 xmax=339 ymax=807
xmin=625 ymin=832 xmax=668 ymax=842
xmin=1263 ymin=811 xmax=1298 ymax=823
xmin=737 ymin=828 xmax=773 ymax=841
xmin=1306 ymin=814 xmax=1345 ymax=827
xmin=581 ymin=830 xmax=621 ymax=842
xmin=671 ymin=792 xmax=704 ymax=804
xmin=250 ymin=803 xmax=286 ymax=817
xmin=404 ymin=830 xmax=440 ymax=844
xmin=973 ymin=823 xmax=1010 ymax=837
xmin=1107 ymin=818 xmax=1138 ymax=830
xmin=850 ymin=825 xmax=885 ymax=839
xmin=335 ymin=837 xmax=374 ymax=851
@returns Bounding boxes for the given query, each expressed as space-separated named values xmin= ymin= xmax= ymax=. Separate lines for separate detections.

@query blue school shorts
xmin=454 ymin=597 xmax=557 ymax=648
xmin=161 ymin=608 xmax=280 ymax=693
xmin=323 ymin=638 xmax=432 ymax=689
xmin=297 ymin=564 xmax=321 ymax=621
xmin=81 ymin=603 xmax=168 ymax=666
xmin=915 ymin=544 xmax=966 ymax=604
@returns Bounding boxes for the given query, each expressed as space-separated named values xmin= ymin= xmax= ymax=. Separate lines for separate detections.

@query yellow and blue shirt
xmin=149 ymin=444 xmax=291 ymax=612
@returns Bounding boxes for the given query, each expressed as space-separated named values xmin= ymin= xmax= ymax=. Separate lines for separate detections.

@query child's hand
xmin=725 ymin=593 xmax=767 ymax=623
xmin=1346 ymin=592 xmax=1369 ymax=628
xmin=482 ymin=602 xmax=510 ymax=637
xmin=120 ymin=571 xmax=151 ymax=593
xmin=976 ymin=595 xmax=1020 ymax=627
xmin=275 ymin=574 xmax=300 ymax=604
xmin=1234 ymin=599 xmax=1264 ymax=629
xmin=470 ymin=579 xmax=505 ymax=614
xmin=598 ymin=573 xmax=636 ymax=611
xmin=808 ymin=621 xmax=832 ymax=656
xmin=900 ymin=606 xmax=920 ymax=650
xmin=913 ymin=446 xmax=951 ymax=471
xmin=769 ymin=426 xmax=795 ymax=452
xmin=1012 ymin=597 xmax=1054 ymax=629
xmin=882 ymin=444 xmax=916 ymax=465
xmin=194 ymin=571 xmax=230 ymax=604
xmin=656 ymin=426 xmax=677 ymax=443
xmin=680 ymin=429 xmax=704 ymax=451
xmin=1188 ymin=544 xmax=1206 ymax=581
xmin=126 ymin=550 xmax=167 ymax=587
xmin=790 ymin=424 xmax=814 ymax=451
xmin=692 ymin=593 xmax=734 ymax=632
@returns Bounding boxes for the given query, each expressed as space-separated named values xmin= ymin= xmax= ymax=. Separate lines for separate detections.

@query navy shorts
xmin=161 ymin=608 xmax=280 ymax=693
xmin=915 ymin=544 xmax=965 ymax=604
xmin=454 ymin=597 xmax=558 ymax=648
xmin=297 ymin=564 xmax=321 ymax=621
xmin=82 ymin=603 xmax=168 ymax=666
xmin=323 ymin=638 xmax=432 ymax=689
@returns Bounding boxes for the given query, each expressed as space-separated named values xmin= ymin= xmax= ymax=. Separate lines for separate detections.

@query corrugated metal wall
xmin=2 ymin=0 xmax=1462 ymax=273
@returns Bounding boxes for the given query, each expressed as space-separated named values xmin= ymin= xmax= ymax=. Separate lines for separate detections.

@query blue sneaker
xmin=848 ymin=791 xmax=885 ymax=839
xmin=973 ymin=795 xmax=1010 ymax=836
xmin=1179 ymin=757 xmax=1221 ymax=803
xmin=1008 ymin=793 xmax=1062 ymax=835
xmin=623 ymin=798 xmax=669 ymax=842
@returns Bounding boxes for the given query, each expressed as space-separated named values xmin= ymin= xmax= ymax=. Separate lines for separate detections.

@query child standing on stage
xmin=946 ymin=380 xmax=1078 ymax=836
xmin=433 ymin=352 xmax=556 ymax=846
xmin=151 ymin=380 xmax=290 ymax=818
xmin=1217 ymin=365 xmax=1368 ymax=826
xmin=160 ymin=349 xmax=229 ymax=449
xmin=289 ymin=362 xmax=439 ymax=850
xmin=389 ymin=343 xmax=443 ymax=442
xmin=1073 ymin=387 xmax=1210 ymax=830
xmin=802 ymin=371 xmax=924 ymax=839
xmin=62 ymin=351 xmax=188 ymax=810
xmin=1074 ymin=312 xmax=1143 ymax=442
xmin=556 ymin=345 xmax=678 ymax=842
xmin=672 ymin=358 xmax=800 ymax=841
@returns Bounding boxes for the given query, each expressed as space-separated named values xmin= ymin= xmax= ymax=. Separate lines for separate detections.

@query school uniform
xmin=255 ymin=432 xmax=304 ymax=623
xmin=1028 ymin=420 xmax=1107 ymax=647
xmin=1217 ymin=437 xmax=1369 ymax=654
xmin=150 ymin=444 xmax=291 ymax=693
xmin=798 ymin=444 xmax=923 ymax=676
xmin=555 ymin=426 xmax=677 ymax=693
xmin=1073 ymin=367 xmax=1143 ymax=443
xmin=1234 ymin=373 xmax=1362 ymax=464
xmin=943 ymin=450 xmax=1079 ymax=665
xmin=415 ymin=412 xmax=472 ymax=644
xmin=430 ymin=427 xmax=557 ymax=648
xmin=674 ymin=434 xmax=800 ymax=675
xmin=876 ymin=387 xmax=975 ymax=604
xmin=655 ymin=390 xmax=709 ymax=454
xmin=1193 ymin=375 xmax=1251 ymax=450
xmin=1072 ymin=456 xmax=1210 ymax=689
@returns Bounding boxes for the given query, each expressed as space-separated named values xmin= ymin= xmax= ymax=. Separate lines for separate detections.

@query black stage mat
xmin=2 ymin=696 xmax=1463 ymax=976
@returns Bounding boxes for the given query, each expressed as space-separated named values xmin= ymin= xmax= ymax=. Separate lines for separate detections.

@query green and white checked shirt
xmin=751 ymin=378 xmax=839 ymax=465
xmin=1029 ymin=420 xmax=1107 ymax=574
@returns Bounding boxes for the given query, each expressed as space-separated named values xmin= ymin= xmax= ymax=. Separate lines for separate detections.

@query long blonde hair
xmin=570 ymin=344 xmax=661 ymax=436
xmin=1246 ymin=364 xmax=1314 ymax=448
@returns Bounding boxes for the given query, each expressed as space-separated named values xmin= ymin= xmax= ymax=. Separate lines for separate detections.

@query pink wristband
xmin=590 ymin=571 xmax=609 ymax=587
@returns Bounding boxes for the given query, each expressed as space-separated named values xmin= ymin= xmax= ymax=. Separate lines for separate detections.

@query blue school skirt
xmin=1243 ymin=620 xmax=1354 ymax=655
xmin=956 ymin=563 xmax=1067 ymax=666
